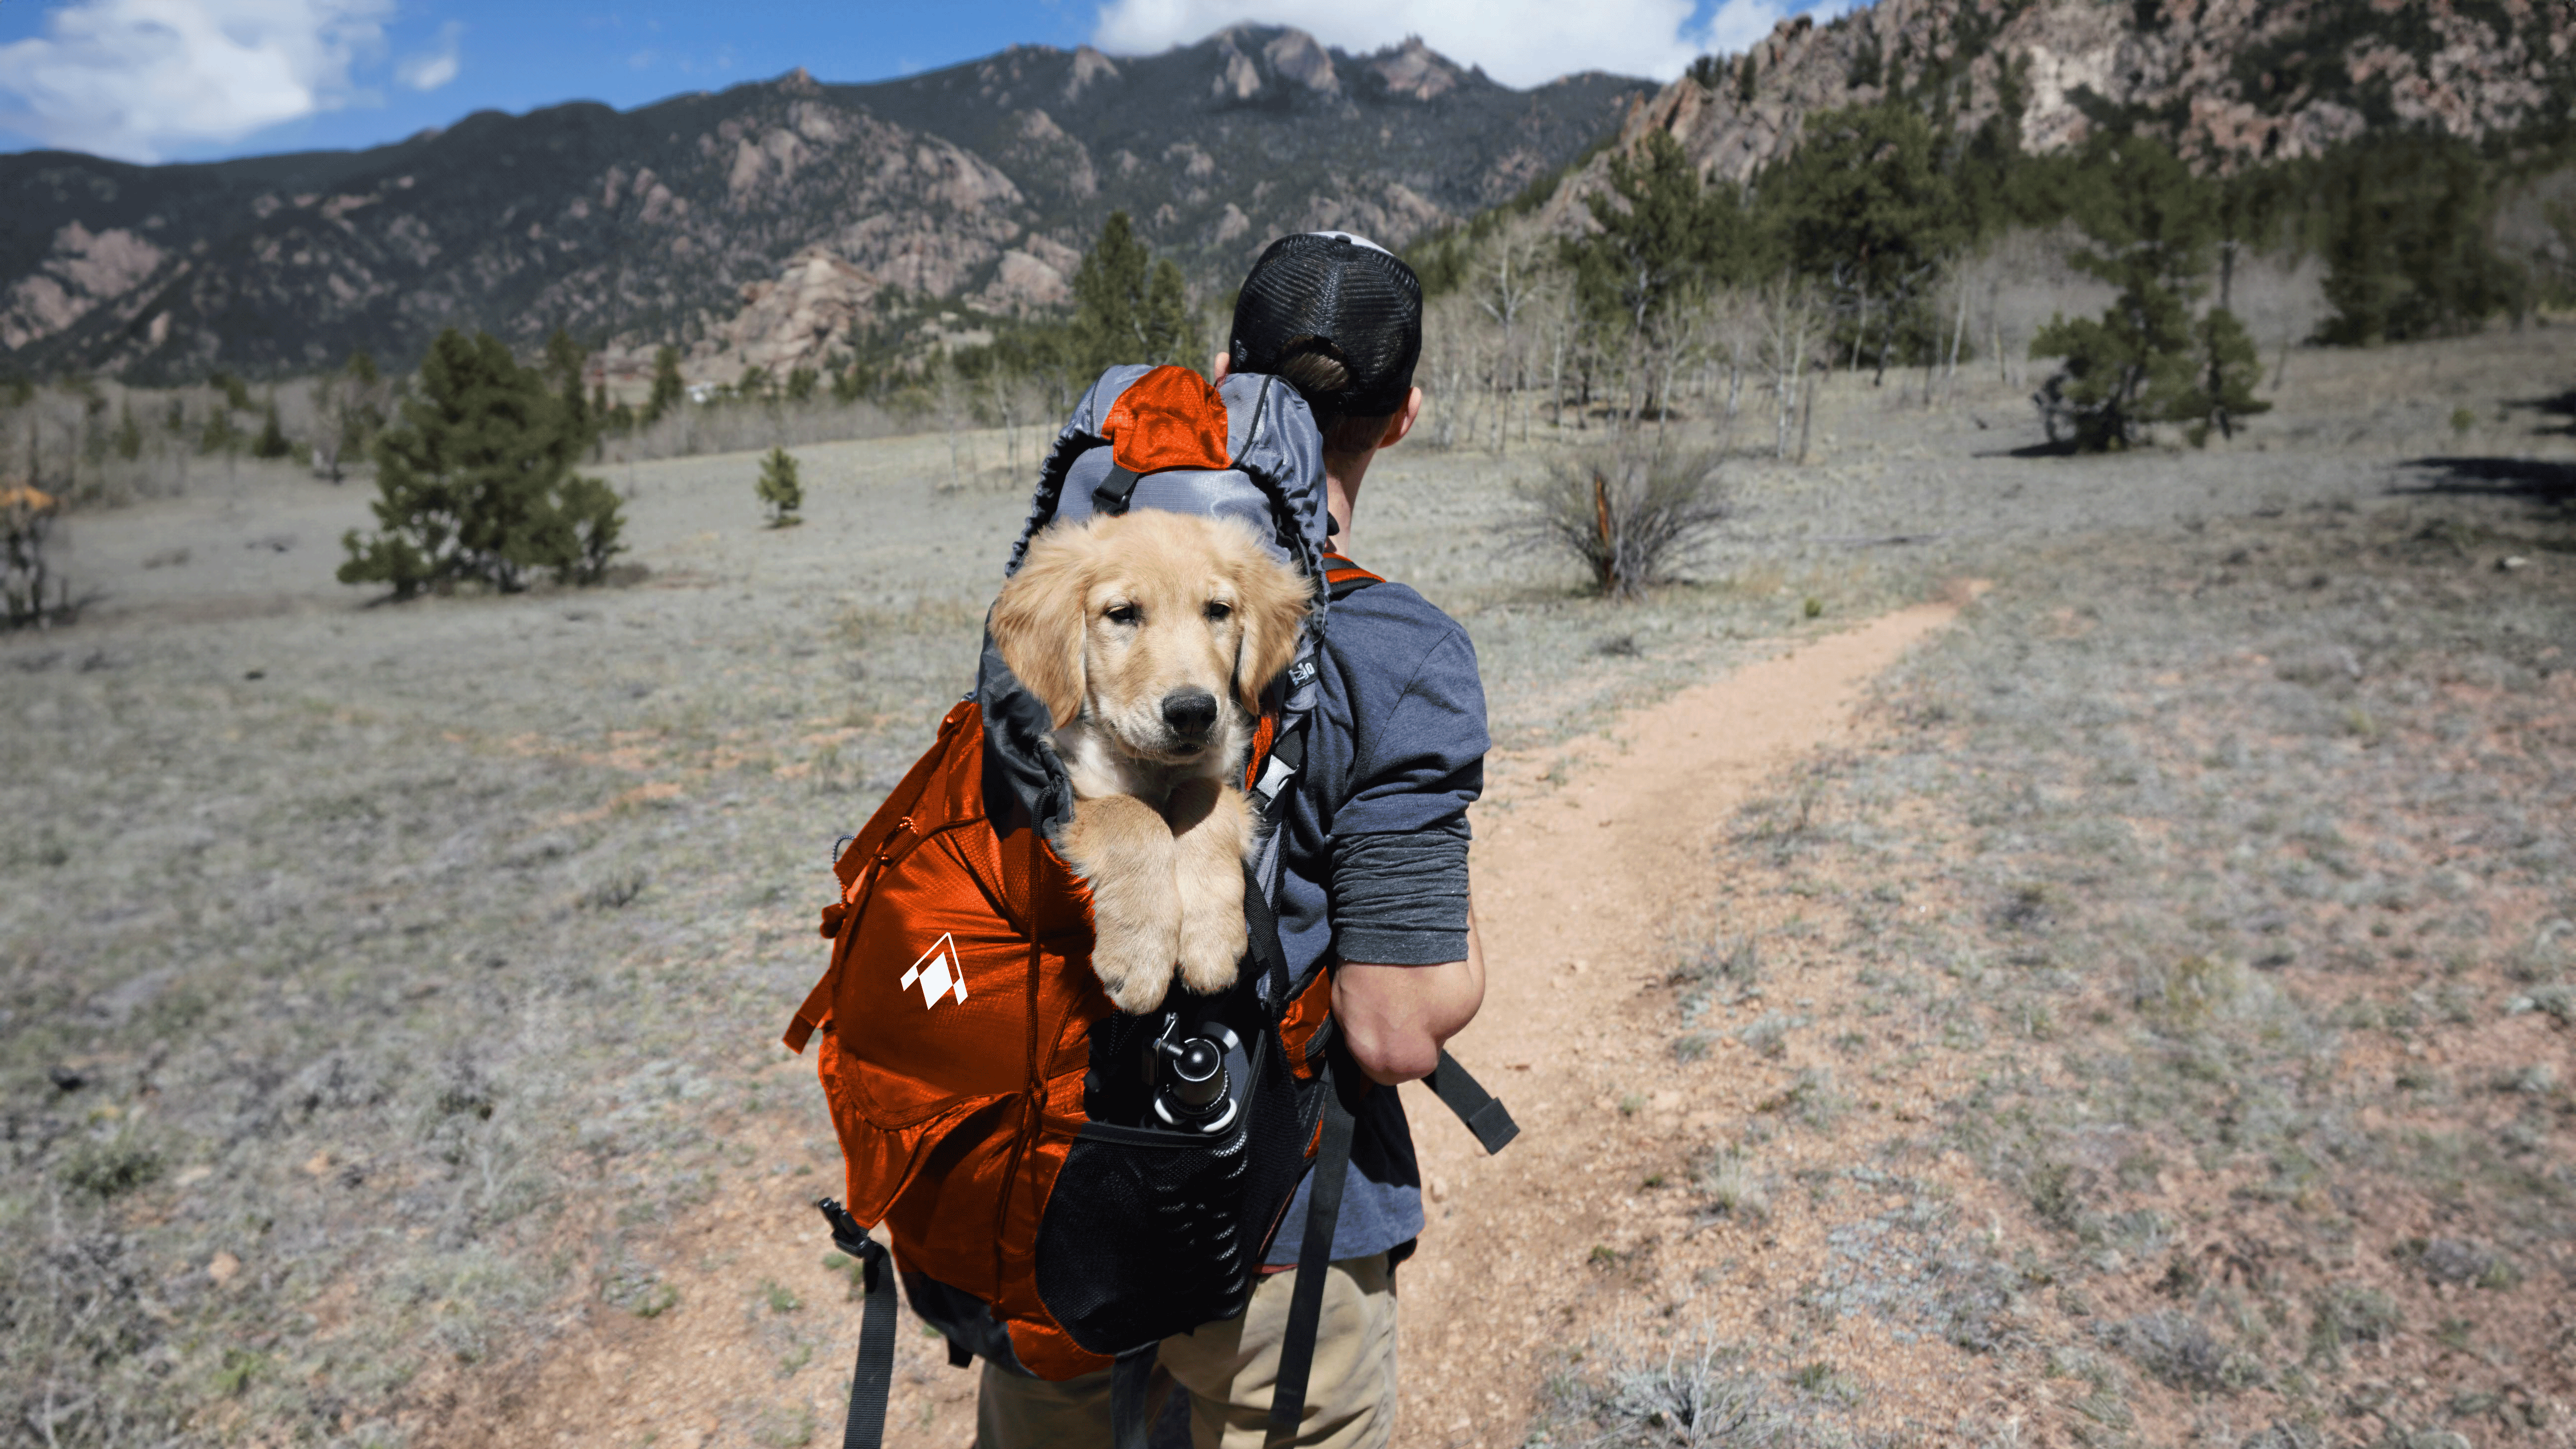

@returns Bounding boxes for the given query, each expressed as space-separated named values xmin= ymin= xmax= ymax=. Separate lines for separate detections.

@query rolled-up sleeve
xmin=1327 ymin=629 xmax=1486 ymax=965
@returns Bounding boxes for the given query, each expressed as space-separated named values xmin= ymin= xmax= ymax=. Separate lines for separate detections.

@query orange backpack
xmin=787 ymin=366 xmax=1516 ymax=1449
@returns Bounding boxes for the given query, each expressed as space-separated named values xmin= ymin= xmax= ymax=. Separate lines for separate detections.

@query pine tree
xmin=1762 ymin=101 xmax=1964 ymax=379
xmin=2314 ymin=134 xmax=2519 ymax=345
xmin=339 ymin=329 xmax=624 ymax=598
xmin=2028 ymin=133 xmax=2264 ymax=450
xmin=1564 ymin=129 xmax=1757 ymax=422
xmin=756 ymin=446 xmax=803 ymax=527
xmin=336 ymin=350 xmax=389 ymax=463
xmin=252 ymin=396 xmax=293 ymax=458
xmin=1567 ymin=130 xmax=1753 ymax=344
xmin=1070 ymin=212 xmax=1199 ymax=373
xmin=644 ymin=345 xmax=686 ymax=423
xmin=198 ymin=406 xmax=239 ymax=457
xmin=543 ymin=329 xmax=597 ymax=457
xmin=112 ymin=401 xmax=143 ymax=461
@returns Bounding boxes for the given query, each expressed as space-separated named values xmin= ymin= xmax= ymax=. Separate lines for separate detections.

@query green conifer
xmin=644 ymin=346 xmax=686 ymax=424
xmin=756 ymin=446 xmax=803 ymax=527
xmin=252 ymin=396 xmax=292 ymax=458
xmin=338 ymin=328 xmax=624 ymax=598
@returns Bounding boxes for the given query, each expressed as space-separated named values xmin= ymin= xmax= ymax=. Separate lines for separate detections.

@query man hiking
xmin=974 ymin=230 xmax=1491 ymax=1449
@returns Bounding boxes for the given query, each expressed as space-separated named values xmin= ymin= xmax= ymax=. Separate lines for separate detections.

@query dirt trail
xmin=490 ymin=597 xmax=1970 ymax=1449
xmin=1392 ymin=596 xmax=1970 ymax=1448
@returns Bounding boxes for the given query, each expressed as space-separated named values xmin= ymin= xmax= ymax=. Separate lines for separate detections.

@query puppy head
xmin=988 ymin=510 xmax=1309 ymax=762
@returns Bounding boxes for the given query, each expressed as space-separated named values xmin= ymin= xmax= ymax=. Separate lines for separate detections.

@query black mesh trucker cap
xmin=1229 ymin=231 xmax=1422 ymax=422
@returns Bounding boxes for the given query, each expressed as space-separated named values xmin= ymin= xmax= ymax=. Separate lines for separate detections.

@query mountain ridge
xmin=0 ymin=28 xmax=1652 ymax=383
xmin=1559 ymin=0 xmax=2576 ymax=211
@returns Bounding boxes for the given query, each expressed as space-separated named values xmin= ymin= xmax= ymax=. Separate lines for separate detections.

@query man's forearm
xmin=1332 ymin=911 xmax=1485 ymax=1085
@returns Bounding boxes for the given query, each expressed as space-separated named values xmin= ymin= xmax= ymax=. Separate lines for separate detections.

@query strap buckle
xmin=1249 ymin=725 xmax=1307 ymax=816
xmin=815 ymin=1198 xmax=885 ymax=1287
xmin=1250 ymin=754 xmax=1297 ymax=810
xmin=1093 ymin=464 xmax=1142 ymax=516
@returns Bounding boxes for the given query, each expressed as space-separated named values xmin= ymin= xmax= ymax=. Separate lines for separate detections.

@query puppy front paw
xmin=1168 ymin=780 xmax=1251 ymax=996
xmin=1091 ymin=921 xmax=1180 ymax=1013
xmin=1174 ymin=907 xmax=1245 ymax=996
xmin=1057 ymin=793 xmax=1183 ymax=1015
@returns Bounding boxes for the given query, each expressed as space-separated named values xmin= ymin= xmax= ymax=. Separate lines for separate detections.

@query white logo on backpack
xmin=900 ymin=934 xmax=968 ymax=1008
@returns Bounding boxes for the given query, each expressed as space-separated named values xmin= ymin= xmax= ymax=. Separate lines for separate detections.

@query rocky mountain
xmin=1572 ymin=0 xmax=2574 ymax=200
xmin=0 ymin=28 xmax=1648 ymax=384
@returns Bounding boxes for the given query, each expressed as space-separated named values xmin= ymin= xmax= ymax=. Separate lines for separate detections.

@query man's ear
xmin=990 ymin=527 xmax=1091 ymax=728
xmin=1209 ymin=351 xmax=1232 ymax=383
xmin=1378 ymin=385 xmax=1425 ymax=450
xmin=1229 ymin=540 xmax=1311 ymax=716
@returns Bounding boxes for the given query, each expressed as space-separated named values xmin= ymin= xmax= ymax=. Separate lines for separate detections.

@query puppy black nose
xmin=1161 ymin=689 xmax=1218 ymax=740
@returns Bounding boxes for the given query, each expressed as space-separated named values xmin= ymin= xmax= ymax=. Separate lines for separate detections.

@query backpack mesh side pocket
xmin=1031 ymin=1024 xmax=1318 ymax=1353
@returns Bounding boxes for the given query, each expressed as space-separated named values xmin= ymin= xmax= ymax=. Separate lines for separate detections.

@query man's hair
xmin=1229 ymin=233 xmax=1421 ymax=456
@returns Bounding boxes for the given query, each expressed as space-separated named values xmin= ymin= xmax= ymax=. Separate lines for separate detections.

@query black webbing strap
xmin=816 ymin=1198 xmax=898 ymax=1449
xmin=1424 ymin=1052 xmax=1521 ymax=1154
xmin=1239 ymin=856 xmax=1294 ymax=1006
xmin=1265 ymin=1054 xmax=1358 ymax=1448
xmin=1093 ymin=465 xmax=1142 ymax=516
xmin=1110 ymin=1345 xmax=1161 ymax=1449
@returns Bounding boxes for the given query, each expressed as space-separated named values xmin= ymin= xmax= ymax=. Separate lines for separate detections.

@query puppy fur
xmin=988 ymin=510 xmax=1309 ymax=1013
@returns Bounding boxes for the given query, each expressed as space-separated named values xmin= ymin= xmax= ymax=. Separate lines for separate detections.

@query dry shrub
xmin=1516 ymin=444 xmax=1730 ymax=600
xmin=1548 ymin=1329 xmax=1793 ymax=1449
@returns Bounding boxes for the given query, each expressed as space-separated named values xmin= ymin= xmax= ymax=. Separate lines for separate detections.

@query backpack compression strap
xmin=815 ymin=1198 xmax=899 ymax=1449
xmin=1265 ymin=1045 xmax=1361 ymax=1447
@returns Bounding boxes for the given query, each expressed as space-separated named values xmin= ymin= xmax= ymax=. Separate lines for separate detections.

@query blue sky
xmin=0 ymin=0 xmax=1865 ymax=164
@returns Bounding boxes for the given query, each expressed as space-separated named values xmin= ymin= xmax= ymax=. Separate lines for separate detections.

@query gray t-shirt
xmin=1263 ymin=576 xmax=1488 ymax=1265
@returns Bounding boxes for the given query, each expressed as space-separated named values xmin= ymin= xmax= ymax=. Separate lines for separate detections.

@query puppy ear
xmin=990 ymin=526 xmax=1091 ymax=727
xmin=1229 ymin=538 xmax=1311 ymax=716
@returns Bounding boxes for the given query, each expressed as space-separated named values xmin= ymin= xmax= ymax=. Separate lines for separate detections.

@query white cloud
xmin=1090 ymin=0 xmax=1865 ymax=86
xmin=0 ymin=0 xmax=392 ymax=161
xmin=395 ymin=18 xmax=459 ymax=92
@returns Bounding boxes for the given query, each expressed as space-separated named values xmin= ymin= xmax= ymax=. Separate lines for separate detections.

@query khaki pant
xmin=976 ymin=1256 xmax=1397 ymax=1449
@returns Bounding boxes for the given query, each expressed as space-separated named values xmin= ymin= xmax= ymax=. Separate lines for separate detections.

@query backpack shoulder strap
xmin=1320 ymin=552 xmax=1381 ymax=601
xmin=1243 ymin=554 xmax=1378 ymax=823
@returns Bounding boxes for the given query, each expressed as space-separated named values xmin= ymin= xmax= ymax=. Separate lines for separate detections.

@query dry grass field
xmin=2 ymin=324 xmax=2570 ymax=1448
xmin=1521 ymin=480 xmax=2574 ymax=1449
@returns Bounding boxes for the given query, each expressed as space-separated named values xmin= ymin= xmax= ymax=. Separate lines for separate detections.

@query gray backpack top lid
xmin=1005 ymin=363 xmax=1333 ymax=588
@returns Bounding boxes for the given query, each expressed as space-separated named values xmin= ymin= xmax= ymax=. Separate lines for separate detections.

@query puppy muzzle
xmin=1160 ymin=689 xmax=1219 ymax=750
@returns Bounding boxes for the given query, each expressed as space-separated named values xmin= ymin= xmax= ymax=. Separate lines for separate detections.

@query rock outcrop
xmin=1564 ymin=0 xmax=2575 ymax=213
xmin=713 ymin=248 xmax=882 ymax=376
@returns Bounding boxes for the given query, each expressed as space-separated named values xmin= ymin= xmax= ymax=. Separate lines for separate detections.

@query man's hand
xmin=1331 ymin=913 xmax=1485 ymax=1085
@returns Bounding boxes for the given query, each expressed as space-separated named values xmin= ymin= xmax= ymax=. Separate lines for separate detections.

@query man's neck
xmin=1324 ymin=459 xmax=1369 ymax=554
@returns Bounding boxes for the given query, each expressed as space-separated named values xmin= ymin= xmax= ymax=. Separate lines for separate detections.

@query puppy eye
xmin=1203 ymin=602 xmax=1233 ymax=622
xmin=1105 ymin=603 xmax=1140 ymax=625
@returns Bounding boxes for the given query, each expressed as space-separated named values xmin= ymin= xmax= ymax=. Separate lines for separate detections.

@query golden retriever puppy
xmin=988 ymin=510 xmax=1309 ymax=1012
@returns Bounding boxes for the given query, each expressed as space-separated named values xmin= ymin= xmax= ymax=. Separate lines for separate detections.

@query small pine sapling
xmin=757 ymin=446 xmax=803 ymax=528
xmin=252 ymin=396 xmax=293 ymax=459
